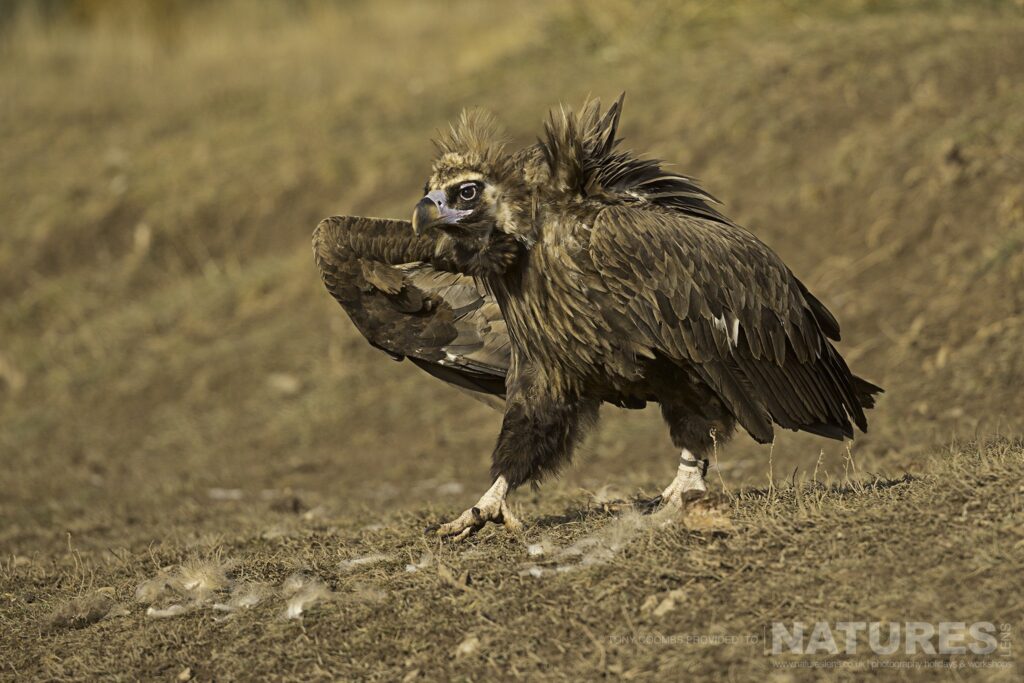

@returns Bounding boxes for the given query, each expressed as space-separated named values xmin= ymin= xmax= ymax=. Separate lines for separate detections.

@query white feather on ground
xmin=339 ymin=553 xmax=389 ymax=572
xmin=405 ymin=552 xmax=433 ymax=573
xmin=520 ymin=511 xmax=648 ymax=577
xmin=146 ymin=604 xmax=187 ymax=619
xmin=212 ymin=583 xmax=268 ymax=614
xmin=135 ymin=556 xmax=238 ymax=618
xmin=282 ymin=573 xmax=333 ymax=620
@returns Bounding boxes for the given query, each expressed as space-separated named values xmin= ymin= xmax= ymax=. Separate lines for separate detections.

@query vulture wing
xmin=313 ymin=216 xmax=509 ymax=407
xmin=587 ymin=205 xmax=882 ymax=443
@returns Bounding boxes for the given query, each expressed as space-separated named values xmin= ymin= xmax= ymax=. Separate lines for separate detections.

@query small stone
xmin=207 ymin=488 xmax=244 ymax=501
xmin=454 ymin=634 xmax=481 ymax=658
xmin=653 ymin=597 xmax=677 ymax=617
xmin=267 ymin=373 xmax=302 ymax=396
xmin=640 ymin=594 xmax=660 ymax=614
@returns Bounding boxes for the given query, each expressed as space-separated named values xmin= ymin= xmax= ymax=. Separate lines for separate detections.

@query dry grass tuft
xmin=46 ymin=590 xmax=120 ymax=631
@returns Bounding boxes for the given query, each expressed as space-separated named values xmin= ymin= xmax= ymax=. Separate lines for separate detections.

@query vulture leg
xmin=650 ymin=400 xmax=733 ymax=520
xmin=432 ymin=366 xmax=600 ymax=541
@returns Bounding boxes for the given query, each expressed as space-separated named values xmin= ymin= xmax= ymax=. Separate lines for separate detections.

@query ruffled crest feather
xmin=540 ymin=94 xmax=731 ymax=225
xmin=433 ymin=108 xmax=511 ymax=181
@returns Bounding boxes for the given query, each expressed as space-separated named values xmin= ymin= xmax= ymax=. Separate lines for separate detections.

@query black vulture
xmin=314 ymin=95 xmax=882 ymax=539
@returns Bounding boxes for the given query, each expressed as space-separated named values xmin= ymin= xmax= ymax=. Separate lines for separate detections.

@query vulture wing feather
xmin=587 ymin=205 xmax=879 ymax=442
xmin=313 ymin=216 xmax=509 ymax=407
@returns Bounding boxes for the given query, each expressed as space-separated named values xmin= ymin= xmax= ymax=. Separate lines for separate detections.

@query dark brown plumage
xmin=313 ymin=216 xmax=509 ymax=405
xmin=313 ymin=95 xmax=882 ymax=538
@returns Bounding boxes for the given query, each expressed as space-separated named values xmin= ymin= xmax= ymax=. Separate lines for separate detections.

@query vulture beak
xmin=412 ymin=189 xmax=471 ymax=235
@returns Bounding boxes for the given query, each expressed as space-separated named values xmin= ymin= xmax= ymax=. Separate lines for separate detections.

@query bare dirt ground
xmin=1 ymin=1 xmax=1023 ymax=680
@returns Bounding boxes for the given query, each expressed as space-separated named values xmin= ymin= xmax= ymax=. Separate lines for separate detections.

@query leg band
xmin=680 ymin=456 xmax=709 ymax=477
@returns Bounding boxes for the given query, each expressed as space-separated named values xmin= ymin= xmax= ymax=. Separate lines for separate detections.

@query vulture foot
xmin=429 ymin=475 xmax=522 ymax=541
xmin=651 ymin=450 xmax=708 ymax=524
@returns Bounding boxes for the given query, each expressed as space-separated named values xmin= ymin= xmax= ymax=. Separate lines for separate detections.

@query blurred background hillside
xmin=2 ymin=0 xmax=1023 ymax=562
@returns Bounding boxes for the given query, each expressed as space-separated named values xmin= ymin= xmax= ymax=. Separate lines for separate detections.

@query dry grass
xmin=1 ymin=1 xmax=1023 ymax=679
xmin=4 ymin=439 xmax=1022 ymax=679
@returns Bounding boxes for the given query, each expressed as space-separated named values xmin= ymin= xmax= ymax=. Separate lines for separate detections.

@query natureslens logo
xmin=767 ymin=621 xmax=1009 ymax=657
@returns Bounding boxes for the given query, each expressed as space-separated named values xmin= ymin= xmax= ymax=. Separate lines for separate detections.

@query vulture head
xmin=412 ymin=169 xmax=497 ymax=237
xmin=412 ymin=110 xmax=534 ymax=269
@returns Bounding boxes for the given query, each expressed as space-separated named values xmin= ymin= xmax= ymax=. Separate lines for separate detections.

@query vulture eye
xmin=458 ymin=183 xmax=479 ymax=202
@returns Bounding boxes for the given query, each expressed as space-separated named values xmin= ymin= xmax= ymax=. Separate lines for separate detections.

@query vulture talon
xmin=639 ymin=494 xmax=664 ymax=515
